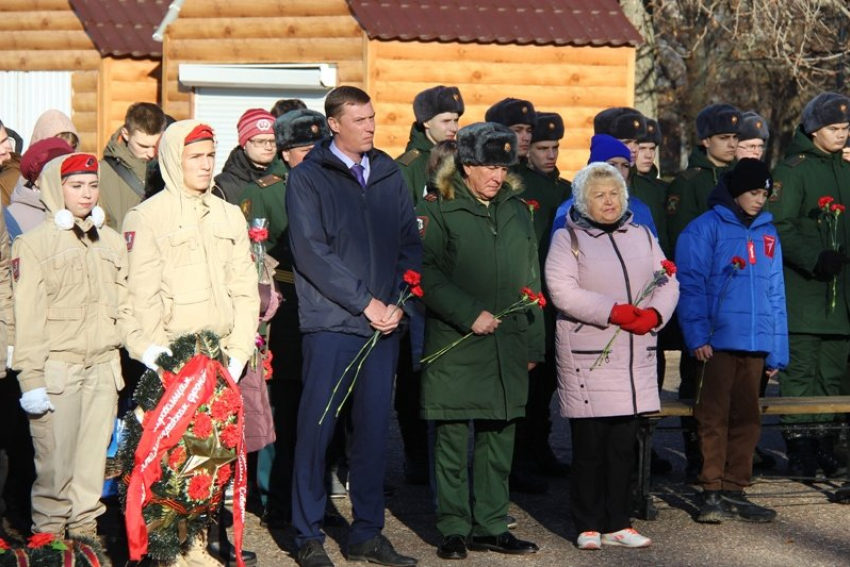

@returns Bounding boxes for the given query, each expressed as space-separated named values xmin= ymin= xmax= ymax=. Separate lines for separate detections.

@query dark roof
xmin=346 ymin=0 xmax=643 ymax=47
xmin=70 ymin=0 xmax=169 ymax=58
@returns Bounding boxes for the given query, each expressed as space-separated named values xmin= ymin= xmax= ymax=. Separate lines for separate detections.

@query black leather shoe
xmin=261 ymin=507 xmax=290 ymax=530
xmin=436 ymin=535 xmax=467 ymax=560
xmin=347 ymin=534 xmax=417 ymax=566
xmin=207 ymin=539 xmax=258 ymax=566
xmin=297 ymin=540 xmax=334 ymax=567
xmin=721 ymin=491 xmax=776 ymax=523
xmin=468 ymin=532 xmax=539 ymax=554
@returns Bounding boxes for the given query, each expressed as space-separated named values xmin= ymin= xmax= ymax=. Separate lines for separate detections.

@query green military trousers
xmin=434 ymin=419 xmax=514 ymax=538
xmin=780 ymin=333 xmax=850 ymax=425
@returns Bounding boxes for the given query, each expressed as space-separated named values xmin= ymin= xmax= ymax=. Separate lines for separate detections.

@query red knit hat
xmin=21 ymin=138 xmax=75 ymax=185
xmin=184 ymin=124 xmax=215 ymax=145
xmin=60 ymin=153 xmax=98 ymax=179
xmin=237 ymin=109 xmax=275 ymax=147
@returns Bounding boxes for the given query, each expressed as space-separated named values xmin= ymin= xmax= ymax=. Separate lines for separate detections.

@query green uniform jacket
xmin=417 ymin=161 xmax=545 ymax=421
xmin=666 ymin=148 xmax=735 ymax=252
xmin=515 ymin=164 xmax=572 ymax=264
xmin=99 ymin=129 xmax=148 ymax=231
xmin=396 ymin=124 xmax=434 ymax=205
xmin=770 ymin=127 xmax=850 ymax=334
xmin=633 ymin=166 xmax=671 ymax=257
xmin=239 ymin=156 xmax=292 ymax=272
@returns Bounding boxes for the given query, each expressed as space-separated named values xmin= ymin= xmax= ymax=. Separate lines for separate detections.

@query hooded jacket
xmin=7 ymin=176 xmax=46 ymax=237
xmin=0 ymin=152 xmax=21 ymax=206
xmin=285 ymin=138 xmax=422 ymax=337
xmin=416 ymin=160 xmax=544 ymax=420
xmin=11 ymin=153 xmax=148 ymax=392
xmin=99 ymin=128 xmax=149 ymax=231
xmin=28 ymin=110 xmax=79 ymax=147
xmin=213 ymin=145 xmax=269 ymax=204
xmin=676 ymin=178 xmax=789 ymax=370
xmin=122 ymin=121 xmax=260 ymax=363
xmin=0 ymin=201 xmax=11 ymax=379
xmin=545 ymin=208 xmax=679 ymax=419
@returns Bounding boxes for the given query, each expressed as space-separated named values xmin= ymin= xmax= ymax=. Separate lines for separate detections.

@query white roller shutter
xmin=0 ymin=71 xmax=73 ymax=150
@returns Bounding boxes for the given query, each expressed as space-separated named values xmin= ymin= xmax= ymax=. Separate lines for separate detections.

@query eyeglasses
xmin=248 ymin=138 xmax=276 ymax=149
xmin=737 ymin=143 xmax=765 ymax=153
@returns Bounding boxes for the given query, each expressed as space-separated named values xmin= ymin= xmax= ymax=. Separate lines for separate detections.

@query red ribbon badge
xmin=763 ymin=235 xmax=776 ymax=259
xmin=747 ymin=240 xmax=756 ymax=264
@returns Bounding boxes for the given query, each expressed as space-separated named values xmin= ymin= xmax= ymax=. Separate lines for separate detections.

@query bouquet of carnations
xmin=0 ymin=533 xmax=102 ymax=567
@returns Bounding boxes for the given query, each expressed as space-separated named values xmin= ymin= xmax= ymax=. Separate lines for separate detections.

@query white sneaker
xmin=576 ymin=531 xmax=601 ymax=550
xmin=601 ymin=528 xmax=651 ymax=548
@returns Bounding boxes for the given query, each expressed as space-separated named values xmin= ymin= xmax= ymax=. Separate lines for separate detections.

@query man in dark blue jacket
xmin=286 ymin=86 xmax=421 ymax=567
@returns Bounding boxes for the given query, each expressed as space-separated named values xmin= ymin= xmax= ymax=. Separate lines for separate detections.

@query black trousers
xmin=570 ymin=415 xmax=639 ymax=534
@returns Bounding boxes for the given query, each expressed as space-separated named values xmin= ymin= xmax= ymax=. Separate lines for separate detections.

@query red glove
xmin=621 ymin=308 xmax=660 ymax=335
xmin=610 ymin=303 xmax=641 ymax=326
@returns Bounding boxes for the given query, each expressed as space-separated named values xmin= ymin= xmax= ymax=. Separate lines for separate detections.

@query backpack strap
xmin=104 ymin=155 xmax=145 ymax=198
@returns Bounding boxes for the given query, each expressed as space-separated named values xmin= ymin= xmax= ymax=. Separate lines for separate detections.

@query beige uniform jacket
xmin=0 ymin=202 xmax=13 ymax=379
xmin=11 ymin=154 xmax=148 ymax=392
xmin=122 ymin=120 xmax=259 ymax=364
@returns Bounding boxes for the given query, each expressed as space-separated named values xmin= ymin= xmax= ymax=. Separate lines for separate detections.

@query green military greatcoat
xmin=633 ymin=165 xmax=671 ymax=258
xmin=396 ymin=124 xmax=434 ymax=205
xmin=239 ymin=155 xmax=292 ymax=272
xmin=515 ymin=164 xmax=572 ymax=264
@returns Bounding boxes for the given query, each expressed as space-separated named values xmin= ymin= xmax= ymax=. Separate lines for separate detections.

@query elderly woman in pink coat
xmin=545 ymin=162 xmax=679 ymax=551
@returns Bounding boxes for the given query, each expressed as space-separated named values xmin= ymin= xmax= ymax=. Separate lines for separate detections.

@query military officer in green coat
xmin=485 ymin=98 xmax=536 ymax=168
xmin=239 ymin=109 xmax=330 ymax=527
xmin=633 ymin=118 xmax=671 ymax=258
xmin=736 ymin=111 xmax=770 ymax=162
xmin=417 ymin=123 xmax=544 ymax=560
xmin=397 ymin=85 xmax=465 ymax=205
xmin=770 ymin=92 xmax=850 ymax=478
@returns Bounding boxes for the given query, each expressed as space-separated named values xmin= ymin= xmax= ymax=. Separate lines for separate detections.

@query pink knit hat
xmin=237 ymin=108 xmax=275 ymax=147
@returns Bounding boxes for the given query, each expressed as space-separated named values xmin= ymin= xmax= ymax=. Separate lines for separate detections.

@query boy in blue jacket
xmin=676 ymin=158 xmax=788 ymax=524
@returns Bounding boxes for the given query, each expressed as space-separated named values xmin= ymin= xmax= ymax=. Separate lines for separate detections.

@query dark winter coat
xmin=633 ymin=165 xmax=671 ymax=257
xmin=214 ymin=146 xmax=270 ymax=204
xmin=239 ymin=156 xmax=292 ymax=270
xmin=396 ymin=124 xmax=433 ymax=205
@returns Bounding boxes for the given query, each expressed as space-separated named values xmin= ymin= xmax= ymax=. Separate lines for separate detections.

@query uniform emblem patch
xmin=764 ymin=235 xmax=776 ymax=259
xmin=417 ymin=216 xmax=429 ymax=238
xmin=11 ymin=258 xmax=19 ymax=282
xmin=666 ymin=194 xmax=680 ymax=215
xmin=240 ymin=199 xmax=252 ymax=219
xmin=769 ymin=181 xmax=782 ymax=202
xmin=124 ymin=231 xmax=135 ymax=252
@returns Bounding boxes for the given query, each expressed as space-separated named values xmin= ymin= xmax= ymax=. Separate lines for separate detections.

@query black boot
xmin=814 ymin=434 xmax=847 ymax=478
xmin=785 ymin=435 xmax=817 ymax=479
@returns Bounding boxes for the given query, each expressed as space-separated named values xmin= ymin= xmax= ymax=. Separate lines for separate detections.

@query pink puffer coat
xmin=544 ymin=211 xmax=679 ymax=418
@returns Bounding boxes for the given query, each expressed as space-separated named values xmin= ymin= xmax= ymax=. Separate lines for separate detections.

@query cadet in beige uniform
xmin=11 ymin=153 xmax=155 ymax=540
xmin=123 ymin=121 xmax=260 ymax=567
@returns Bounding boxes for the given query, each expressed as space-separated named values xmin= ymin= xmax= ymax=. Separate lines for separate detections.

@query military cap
xmin=593 ymin=107 xmax=647 ymax=140
xmin=801 ymin=92 xmax=850 ymax=135
xmin=274 ymin=109 xmax=330 ymax=150
xmin=457 ymin=122 xmax=518 ymax=167
xmin=413 ymin=85 xmax=465 ymax=124
xmin=638 ymin=118 xmax=663 ymax=146
xmin=696 ymin=103 xmax=742 ymax=139
xmin=485 ymin=98 xmax=537 ymax=128
xmin=531 ymin=112 xmax=564 ymax=143
xmin=738 ymin=111 xmax=769 ymax=141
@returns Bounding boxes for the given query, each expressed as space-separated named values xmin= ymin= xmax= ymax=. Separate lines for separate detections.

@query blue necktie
xmin=351 ymin=163 xmax=366 ymax=188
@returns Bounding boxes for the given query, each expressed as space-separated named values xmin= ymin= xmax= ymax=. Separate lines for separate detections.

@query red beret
xmin=60 ymin=153 xmax=98 ymax=179
xmin=21 ymin=138 xmax=75 ymax=185
xmin=185 ymin=124 xmax=215 ymax=145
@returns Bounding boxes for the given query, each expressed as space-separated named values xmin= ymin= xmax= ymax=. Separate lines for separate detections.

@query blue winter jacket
xmin=285 ymin=139 xmax=423 ymax=337
xmin=675 ymin=184 xmax=789 ymax=370
xmin=551 ymin=195 xmax=658 ymax=240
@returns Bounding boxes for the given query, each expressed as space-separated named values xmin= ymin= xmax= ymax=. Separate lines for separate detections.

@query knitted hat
xmin=739 ymin=111 xmax=769 ymax=141
xmin=638 ymin=118 xmax=663 ymax=146
xmin=456 ymin=122 xmax=518 ymax=167
xmin=801 ymin=92 xmax=850 ymax=135
xmin=21 ymin=138 xmax=74 ymax=185
xmin=726 ymin=158 xmax=773 ymax=198
xmin=696 ymin=104 xmax=742 ymax=139
xmin=237 ymin=108 xmax=275 ymax=146
xmin=593 ymin=107 xmax=646 ymax=140
xmin=413 ymin=86 xmax=465 ymax=124
xmin=588 ymin=134 xmax=631 ymax=164
xmin=274 ymin=109 xmax=330 ymax=150
xmin=531 ymin=112 xmax=564 ymax=143
xmin=184 ymin=124 xmax=215 ymax=145
xmin=484 ymin=98 xmax=536 ymax=127
xmin=60 ymin=153 xmax=98 ymax=178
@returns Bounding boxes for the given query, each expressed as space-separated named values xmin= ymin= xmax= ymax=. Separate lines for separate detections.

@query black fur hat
xmin=274 ymin=109 xmax=330 ymax=150
xmin=593 ymin=107 xmax=647 ymax=140
xmin=739 ymin=111 xmax=769 ymax=141
xmin=413 ymin=86 xmax=465 ymax=124
xmin=485 ymin=98 xmax=536 ymax=127
xmin=531 ymin=112 xmax=564 ymax=143
xmin=801 ymin=92 xmax=850 ymax=135
xmin=726 ymin=157 xmax=773 ymax=198
xmin=638 ymin=118 xmax=662 ymax=146
xmin=457 ymin=122 xmax=518 ymax=167
xmin=696 ymin=103 xmax=742 ymax=139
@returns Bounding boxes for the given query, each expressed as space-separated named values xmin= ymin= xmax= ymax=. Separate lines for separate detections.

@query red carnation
xmin=536 ymin=293 xmax=547 ymax=309
xmin=187 ymin=473 xmax=213 ymax=501
xmin=403 ymin=270 xmax=421 ymax=286
xmin=248 ymin=227 xmax=269 ymax=242
xmin=167 ymin=446 xmax=187 ymax=471
xmin=0 ymin=538 xmax=11 ymax=551
xmin=210 ymin=398 xmax=234 ymax=422
xmin=220 ymin=423 xmax=240 ymax=449
xmin=661 ymin=260 xmax=677 ymax=276
xmin=192 ymin=413 xmax=213 ymax=438
xmin=262 ymin=350 xmax=274 ymax=380
xmin=216 ymin=464 xmax=233 ymax=487
xmin=521 ymin=287 xmax=537 ymax=300
xmin=819 ymin=196 xmax=835 ymax=209
xmin=731 ymin=256 xmax=746 ymax=270
xmin=526 ymin=199 xmax=541 ymax=212
xmin=221 ymin=387 xmax=243 ymax=412
xmin=28 ymin=533 xmax=56 ymax=549
xmin=832 ymin=203 xmax=846 ymax=214
xmin=410 ymin=285 xmax=424 ymax=298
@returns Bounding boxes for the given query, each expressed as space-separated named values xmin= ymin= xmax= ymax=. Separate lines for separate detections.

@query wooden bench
xmin=636 ymin=396 xmax=850 ymax=520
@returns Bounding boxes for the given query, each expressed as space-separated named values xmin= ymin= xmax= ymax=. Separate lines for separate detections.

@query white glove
xmin=227 ymin=357 xmax=246 ymax=382
xmin=142 ymin=344 xmax=173 ymax=371
xmin=6 ymin=345 xmax=12 ymax=369
xmin=20 ymin=387 xmax=55 ymax=415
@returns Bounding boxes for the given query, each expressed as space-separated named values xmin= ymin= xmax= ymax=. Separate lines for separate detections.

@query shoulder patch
xmin=123 ymin=231 xmax=135 ymax=252
xmin=423 ymin=192 xmax=438 ymax=202
xmin=784 ymin=154 xmax=806 ymax=168
xmin=240 ymin=199 xmax=252 ymax=220
xmin=417 ymin=215 xmax=429 ymax=238
xmin=666 ymin=194 xmax=680 ymax=215
xmin=680 ymin=167 xmax=702 ymax=180
xmin=256 ymin=174 xmax=282 ymax=188
xmin=769 ymin=181 xmax=782 ymax=202
xmin=11 ymin=258 xmax=19 ymax=282
xmin=397 ymin=149 xmax=421 ymax=167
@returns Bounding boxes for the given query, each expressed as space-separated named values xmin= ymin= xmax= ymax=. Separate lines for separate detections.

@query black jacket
xmin=285 ymin=139 xmax=422 ymax=336
xmin=214 ymin=146 xmax=268 ymax=204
